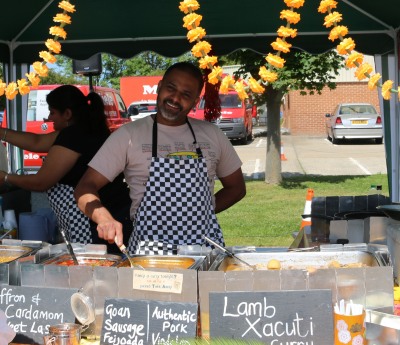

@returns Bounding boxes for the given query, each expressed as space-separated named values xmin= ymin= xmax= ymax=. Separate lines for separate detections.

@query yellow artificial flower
xmin=277 ymin=26 xmax=297 ymax=38
xmin=328 ymin=25 xmax=348 ymax=41
xmin=345 ymin=52 xmax=363 ymax=68
xmin=284 ymin=0 xmax=305 ymax=9
xmin=367 ymin=73 xmax=381 ymax=90
xmin=234 ymin=81 xmax=248 ymax=100
xmin=259 ymin=66 xmax=278 ymax=83
xmin=33 ymin=62 xmax=49 ymax=77
xmin=318 ymin=0 xmax=338 ymax=13
xmin=381 ymin=80 xmax=393 ymax=100
xmin=199 ymin=55 xmax=218 ymax=69
xmin=323 ymin=11 xmax=342 ymax=28
xmin=280 ymin=10 xmax=301 ymax=25
xmin=58 ymin=1 xmax=76 ymax=13
xmin=266 ymin=53 xmax=286 ymax=69
xmin=53 ymin=13 xmax=71 ymax=25
xmin=183 ymin=13 xmax=202 ymax=30
xmin=248 ymin=77 xmax=265 ymax=94
xmin=220 ymin=75 xmax=235 ymax=94
xmin=187 ymin=27 xmax=206 ymax=43
xmin=45 ymin=39 xmax=62 ymax=54
xmin=17 ymin=79 xmax=30 ymax=96
xmin=39 ymin=51 xmax=57 ymax=64
xmin=5 ymin=82 xmax=18 ymax=100
xmin=26 ymin=72 xmax=41 ymax=87
xmin=208 ymin=66 xmax=223 ymax=85
xmin=191 ymin=41 xmax=211 ymax=57
xmin=179 ymin=0 xmax=200 ymax=14
xmin=354 ymin=62 xmax=373 ymax=81
xmin=0 ymin=80 xmax=6 ymax=96
xmin=271 ymin=38 xmax=292 ymax=53
xmin=337 ymin=37 xmax=355 ymax=55
xmin=50 ymin=26 xmax=67 ymax=39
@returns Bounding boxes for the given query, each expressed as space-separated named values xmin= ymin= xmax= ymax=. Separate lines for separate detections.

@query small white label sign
xmin=133 ymin=271 xmax=183 ymax=294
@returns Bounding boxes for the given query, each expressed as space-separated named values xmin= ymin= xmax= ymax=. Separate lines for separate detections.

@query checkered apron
xmin=127 ymin=117 xmax=224 ymax=255
xmin=47 ymin=183 xmax=92 ymax=244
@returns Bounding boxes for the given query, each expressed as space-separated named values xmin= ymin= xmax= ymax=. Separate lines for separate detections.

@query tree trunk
xmin=265 ymin=87 xmax=285 ymax=185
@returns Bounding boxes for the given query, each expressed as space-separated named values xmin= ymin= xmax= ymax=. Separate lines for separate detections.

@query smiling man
xmin=75 ymin=62 xmax=246 ymax=255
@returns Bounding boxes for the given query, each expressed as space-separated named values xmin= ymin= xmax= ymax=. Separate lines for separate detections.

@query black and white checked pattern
xmin=128 ymin=156 xmax=224 ymax=255
xmin=47 ymin=183 xmax=92 ymax=244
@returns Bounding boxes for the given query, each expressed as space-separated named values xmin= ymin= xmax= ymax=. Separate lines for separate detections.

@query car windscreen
xmin=198 ymin=94 xmax=242 ymax=109
xmin=339 ymin=105 xmax=377 ymax=115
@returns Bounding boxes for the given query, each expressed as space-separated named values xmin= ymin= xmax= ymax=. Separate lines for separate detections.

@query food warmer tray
xmin=0 ymin=244 xmax=36 ymax=264
xmin=38 ymin=253 xmax=122 ymax=267
xmin=118 ymin=255 xmax=207 ymax=270
xmin=209 ymin=250 xmax=383 ymax=271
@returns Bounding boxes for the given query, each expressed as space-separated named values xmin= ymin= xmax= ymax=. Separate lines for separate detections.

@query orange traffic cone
xmin=280 ymin=142 xmax=287 ymax=161
xmin=300 ymin=189 xmax=314 ymax=230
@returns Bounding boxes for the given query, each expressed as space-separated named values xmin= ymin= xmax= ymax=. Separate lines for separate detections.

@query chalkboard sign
xmin=210 ymin=290 xmax=333 ymax=344
xmin=0 ymin=285 xmax=77 ymax=344
xmin=101 ymin=298 xmax=198 ymax=345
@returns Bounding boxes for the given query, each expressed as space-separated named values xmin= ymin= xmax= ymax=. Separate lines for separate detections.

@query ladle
xmin=60 ymin=229 xmax=79 ymax=265
xmin=115 ymin=237 xmax=144 ymax=270
xmin=204 ymin=236 xmax=255 ymax=269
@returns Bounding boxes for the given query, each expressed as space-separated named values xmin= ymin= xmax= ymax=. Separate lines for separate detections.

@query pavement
xmin=239 ymin=126 xmax=387 ymax=178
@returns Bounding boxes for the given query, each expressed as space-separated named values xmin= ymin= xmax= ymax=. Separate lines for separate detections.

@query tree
xmin=227 ymin=49 xmax=344 ymax=184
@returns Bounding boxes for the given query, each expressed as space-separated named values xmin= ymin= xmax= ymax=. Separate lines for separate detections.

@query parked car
xmin=128 ymin=101 xmax=157 ymax=121
xmin=325 ymin=103 xmax=383 ymax=144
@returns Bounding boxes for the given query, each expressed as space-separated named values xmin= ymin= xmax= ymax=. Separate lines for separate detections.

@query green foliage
xmin=46 ymin=52 xmax=198 ymax=90
xmin=216 ymin=174 xmax=389 ymax=247
xmin=224 ymin=49 xmax=344 ymax=106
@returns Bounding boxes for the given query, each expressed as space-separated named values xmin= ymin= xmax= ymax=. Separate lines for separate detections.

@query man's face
xmin=156 ymin=69 xmax=201 ymax=126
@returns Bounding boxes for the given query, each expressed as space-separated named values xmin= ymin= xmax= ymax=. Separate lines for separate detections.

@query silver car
xmin=325 ymin=103 xmax=383 ymax=144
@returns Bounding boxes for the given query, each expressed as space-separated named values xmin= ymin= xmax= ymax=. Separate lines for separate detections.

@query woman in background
xmin=0 ymin=85 xmax=131 ymax=253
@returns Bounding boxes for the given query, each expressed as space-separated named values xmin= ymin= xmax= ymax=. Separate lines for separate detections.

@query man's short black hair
xmin=164 ymin=62 xmax=204 ymax=95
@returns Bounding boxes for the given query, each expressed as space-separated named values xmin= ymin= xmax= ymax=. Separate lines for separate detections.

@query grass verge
xmin=215 ymin=174 xmax=389 ymax=247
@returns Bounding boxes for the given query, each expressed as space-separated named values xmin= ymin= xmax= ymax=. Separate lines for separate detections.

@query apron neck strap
xmin=152 ymin=115 xmax=203 ymax=158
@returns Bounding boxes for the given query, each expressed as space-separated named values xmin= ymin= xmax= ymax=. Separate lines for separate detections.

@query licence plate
xmin=351 ymin=120 xmax=368 ymax=125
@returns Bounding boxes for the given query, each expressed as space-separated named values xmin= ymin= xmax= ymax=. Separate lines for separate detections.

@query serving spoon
xmin=203 ymin=236 xmax=255 ymax=270
xmin=115 ymin=237 xmax=144 ymax=270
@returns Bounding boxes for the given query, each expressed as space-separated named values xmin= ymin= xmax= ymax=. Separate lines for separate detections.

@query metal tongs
xmin=204 ymin=236 xmax=255 ymax=270
xmin=60 ymin=229 xmax=79 ymax=265
xmin=115 ymin=236 xmax=144 ymax=270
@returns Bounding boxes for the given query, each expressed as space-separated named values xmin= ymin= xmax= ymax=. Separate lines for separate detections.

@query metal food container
xmin=209 ymin=250 xmax=383 ymax=271
xmin=0 ymin=244 xmax=37 ymax=285
xmin=39 ymin=253 xmax=122 ymax=267
xmin=118 ymin=255 xmax=206 ymax=270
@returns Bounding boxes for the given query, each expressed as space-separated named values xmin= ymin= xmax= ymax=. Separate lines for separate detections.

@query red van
xmin=4 ymin=84 xmax=130 ymax=173
xmin=189 ymin=90 xmax=254 ymax=145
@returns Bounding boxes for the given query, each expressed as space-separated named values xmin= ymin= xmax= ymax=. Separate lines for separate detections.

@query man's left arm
xmin=214 ymin=168 xmax=246 ymax=213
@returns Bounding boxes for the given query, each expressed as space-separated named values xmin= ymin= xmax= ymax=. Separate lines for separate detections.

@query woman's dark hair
xmin=46 ymin=85 xmax=110 ymax=135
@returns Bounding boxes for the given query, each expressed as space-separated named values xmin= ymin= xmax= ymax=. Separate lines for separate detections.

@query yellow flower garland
xmin=318 ymin=0 xmax=399 ymax=101
xmin=181 ymin=0 xmax=399 ymax=102
xmin=179 ymin=0 xmax=304 ymax=100
xmin=0 ymin=0 xmax=76 ymax=100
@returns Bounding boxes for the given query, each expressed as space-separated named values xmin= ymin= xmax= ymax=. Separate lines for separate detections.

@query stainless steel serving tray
xmin=209 ymin=250 xmax=382 ymax=271
xmin=0 ymin=244 xmax=35 ymax=264
xmin=118 ymin=255 xmax=206 ymax=270
xmin=39 ymin=253 xmax=122 ymax=267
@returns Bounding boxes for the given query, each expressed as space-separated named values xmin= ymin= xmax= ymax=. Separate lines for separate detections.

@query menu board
xmin=209 ymin=290 xmax=333 ymax=344
xmin=0 ymin=285 xmax=77 ymax=344
xmin=101 ymin=298 xmax=198 ymax=345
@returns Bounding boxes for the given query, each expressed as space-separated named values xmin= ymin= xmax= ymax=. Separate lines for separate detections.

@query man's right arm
xmin=74 ymin=167 xmax=124 ymax=246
